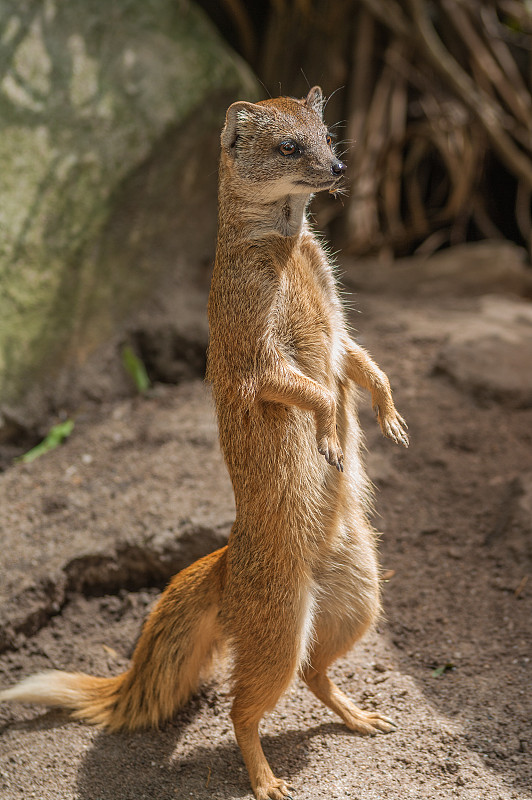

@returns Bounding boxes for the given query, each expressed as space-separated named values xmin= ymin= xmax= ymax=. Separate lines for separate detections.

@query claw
xmin=382 ymin=717 xmax=398 ymax=727
xmin=262 ymin=782 xmax=294 ymax=800
xmin=381 ymin=414 xmax=409 ymax=448
xmin=318 ymin=437 xmax=344 ymax=470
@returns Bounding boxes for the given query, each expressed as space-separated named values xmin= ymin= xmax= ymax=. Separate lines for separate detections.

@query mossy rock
xmin=0 ymin=0 xmax=257 ymax=416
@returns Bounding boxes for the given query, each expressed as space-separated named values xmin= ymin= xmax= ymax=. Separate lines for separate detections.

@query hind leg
xmin=224 ymin=570 xmax=314 ymax=799
xmin=230 ymin=599 xmax=309 ymax=800
xmin=302 ymin=532 xmax=396 ymax=735
xmin=231 ymin=699 xmax=294 ymax=800
xmin=230 ymin=639 xmax=299 ymax=800
xmin=303 ymin=668 xmax=396 ymax=735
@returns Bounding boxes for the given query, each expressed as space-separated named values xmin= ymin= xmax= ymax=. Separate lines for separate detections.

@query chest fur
xmin=273 ymin=246 xmax=345 ymax=384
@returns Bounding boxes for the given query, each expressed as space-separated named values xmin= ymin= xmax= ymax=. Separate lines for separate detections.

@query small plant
xmin=121 ymin=345 xmax=150 ymax=393
xmin=432 ymin=662 xmax=455 ymax=677
xmin=17 ymin=419 xmax=75 ymax=464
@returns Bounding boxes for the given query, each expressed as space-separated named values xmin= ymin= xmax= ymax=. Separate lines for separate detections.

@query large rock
xmin=434 ymin=295 xmax=532 ymax=408
xmin=342 ymin=241 xmax=532 ymax=298
xmin=0 ymin=0 xmax=257 ymax=421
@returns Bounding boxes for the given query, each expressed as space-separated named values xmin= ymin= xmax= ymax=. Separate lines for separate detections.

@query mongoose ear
xmin=305 ymin=86 xmax=324 ymax=118
xmin=221 ymin=101 xmax=263 ymax=154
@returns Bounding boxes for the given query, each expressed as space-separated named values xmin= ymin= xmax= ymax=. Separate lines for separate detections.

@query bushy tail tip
xmin=0 ymin=669 xmax=126 ymax=729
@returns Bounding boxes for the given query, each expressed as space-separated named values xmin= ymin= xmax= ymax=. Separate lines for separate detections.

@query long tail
xmin=0 ymin=546 xmax=227 ymax=731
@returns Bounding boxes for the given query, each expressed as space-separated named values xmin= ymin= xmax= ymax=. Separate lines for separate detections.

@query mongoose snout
xmin=331 ymin=158 xmax=347 ymax=175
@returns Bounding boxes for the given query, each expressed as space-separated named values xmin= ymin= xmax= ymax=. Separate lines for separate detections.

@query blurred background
xmin=0 ymin=0 xmax=531 ymax=436
xmin=200 ymin=0 xmax=532 ymax=257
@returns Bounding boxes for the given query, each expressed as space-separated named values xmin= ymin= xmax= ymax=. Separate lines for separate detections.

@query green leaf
xmin=432 ymin=662 xmax=455 ymax=677
xmin=17 ymin=420 xmax=75 ymax=464
xmin=121 ymin=345 xmax=150 ymax=393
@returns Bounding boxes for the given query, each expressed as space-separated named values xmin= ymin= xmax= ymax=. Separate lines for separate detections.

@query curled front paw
xmin=374 ymin=405 xmax=409 ymax=448
xmin=317 ymin=434 xmax=344 ymax=472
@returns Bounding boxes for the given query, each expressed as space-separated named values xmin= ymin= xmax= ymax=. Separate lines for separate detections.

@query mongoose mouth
xmin=296 ymin=179 xmax=342 ymax=191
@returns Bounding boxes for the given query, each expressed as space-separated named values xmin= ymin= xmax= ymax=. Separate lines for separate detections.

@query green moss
xmin=0 ymin=0 xmax=258 ymax=406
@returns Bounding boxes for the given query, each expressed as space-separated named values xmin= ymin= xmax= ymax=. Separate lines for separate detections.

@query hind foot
xmin=303 ymin=669 xmax=397 ymax=736
xmin=343 ymin=704 xmax=397 ymax=735
xmin=254 ymin=776 xmax=294 ymax=800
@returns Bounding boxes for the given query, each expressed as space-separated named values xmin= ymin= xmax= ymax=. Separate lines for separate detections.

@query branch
xmin=406 ymin=0 xmax=532 ymax=190
xmin=358 ymin=0 xmax=412 ymax=38
xmin=221 ymin=0 xmax=257 ymax=65
xmin=443 ymin=0 xmax=531 ymax=130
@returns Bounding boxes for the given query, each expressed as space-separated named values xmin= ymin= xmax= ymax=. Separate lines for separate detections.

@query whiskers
xmin=329 ymin=183 xmax=349 ymax=201
xmin=323 ymin=86 xmax=345 ymax=111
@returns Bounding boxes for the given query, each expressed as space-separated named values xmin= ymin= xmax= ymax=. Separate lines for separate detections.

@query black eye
xmin=279 ymin=140 xmax=299 ymax=156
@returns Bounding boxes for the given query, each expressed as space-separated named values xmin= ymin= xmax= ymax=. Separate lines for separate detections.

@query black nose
xmin=331 ymin=160 xmax=346 ymax=176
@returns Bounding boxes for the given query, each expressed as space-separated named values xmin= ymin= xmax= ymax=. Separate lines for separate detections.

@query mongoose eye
xmin=326 ymin=134 xmax=333 ymax=147
xmin=279 ymin=140 xmax=300 ymax=156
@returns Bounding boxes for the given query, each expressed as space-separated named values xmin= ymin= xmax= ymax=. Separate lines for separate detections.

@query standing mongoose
xmin=0 ymin=87 xmax=408 ymax=800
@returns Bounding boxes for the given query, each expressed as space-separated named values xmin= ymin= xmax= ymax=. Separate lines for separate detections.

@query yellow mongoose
xmin=0 ymin=87 xmax=408 ymax=800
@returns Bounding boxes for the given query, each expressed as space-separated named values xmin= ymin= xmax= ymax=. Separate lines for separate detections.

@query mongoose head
xmin=220 ymin=86 xmax=346 ymax=201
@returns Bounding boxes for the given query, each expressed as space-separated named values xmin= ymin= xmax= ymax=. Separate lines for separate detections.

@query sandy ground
xmin=0 ymin=282 xmax=531 ymax=800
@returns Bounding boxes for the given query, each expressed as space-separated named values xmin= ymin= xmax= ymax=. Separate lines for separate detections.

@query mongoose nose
xmin=331 ymin=160 xmax=346 ymax=176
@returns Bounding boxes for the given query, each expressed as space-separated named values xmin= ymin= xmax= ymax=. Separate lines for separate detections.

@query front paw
xmin=374 ymin=405 xmax=409 ymax=447
xmin=317 ymin=433 xmax=344 ymax=472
